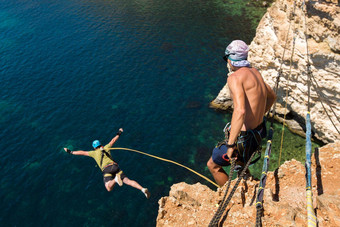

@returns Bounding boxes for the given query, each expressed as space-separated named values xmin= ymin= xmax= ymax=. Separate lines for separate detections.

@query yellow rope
xmin=278 ymin=119 xmax=286 ymax=166
xmin=306 ymin=189 xmax=317 ymax=227
xmin=109 ymin=147 xmax=220 ymax=188
xmin=278 ymin=15 xmax=297 ymax=167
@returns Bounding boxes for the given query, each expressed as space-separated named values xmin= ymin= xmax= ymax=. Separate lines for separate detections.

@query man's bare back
xmin=227 ymin=64 xmax=276 ymax=147
xmin=228 ymin=67 xmax=268 ymax=130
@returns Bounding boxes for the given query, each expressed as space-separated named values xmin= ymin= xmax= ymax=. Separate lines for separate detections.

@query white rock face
xmin=211 ymin=0 xmax=340 ymax=143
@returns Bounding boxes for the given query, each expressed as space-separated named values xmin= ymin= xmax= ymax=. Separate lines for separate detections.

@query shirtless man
xmin=207 ymin=40 xmax=276 ymax=186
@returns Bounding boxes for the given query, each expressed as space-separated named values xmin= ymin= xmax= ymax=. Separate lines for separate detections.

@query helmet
xmin=92 ymin=140 xmax=101 ymax=149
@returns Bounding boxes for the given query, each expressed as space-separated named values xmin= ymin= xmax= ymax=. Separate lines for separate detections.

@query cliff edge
xmin=156 ymin=141 xmax=340 ymax=226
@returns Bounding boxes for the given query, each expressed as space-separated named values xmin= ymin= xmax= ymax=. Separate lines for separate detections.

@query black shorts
xmin=212 ymin=121 xmax=266 ymax=166
xmin=102 ymin=164 xmax=126 ymax=184
xmin=236 ymin=132 xmax=263 ymax=165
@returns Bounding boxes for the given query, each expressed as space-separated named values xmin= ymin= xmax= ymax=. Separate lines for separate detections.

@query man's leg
xmin=123 ymin=177 xmax=150 ymax=199
xmin=105 ymin=180 xmax=116 ymax=192
xmin=207 ymin=157 xmax=229 ymax=187
xmin=104 ymin=175 xmax=142 ymax=192
xmin=123 ymin=177 xmax=143 ymax=190
xmin=103 ymin=165 xmax=121 ymax=191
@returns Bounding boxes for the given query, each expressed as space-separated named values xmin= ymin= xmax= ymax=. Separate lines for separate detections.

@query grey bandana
xmin=225 ymin=40 xmax=251 ymax=67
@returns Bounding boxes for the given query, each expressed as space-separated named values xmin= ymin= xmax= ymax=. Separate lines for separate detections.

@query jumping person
xmin=207 ymin=40 xmax=277 ymax=186
xmin=64 ymin=128 xmax=150 ymax=198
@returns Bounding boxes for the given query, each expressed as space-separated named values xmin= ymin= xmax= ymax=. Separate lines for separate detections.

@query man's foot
xmin=114 ymin=171 xmax=123 ymax=186
xmin=141 ymin=188 xmax=150 ymax=199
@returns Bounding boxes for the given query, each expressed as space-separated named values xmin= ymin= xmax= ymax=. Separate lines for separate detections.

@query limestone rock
xmin=156 ymin=141 xmax=340 ymax=226
xmin=209 ymin=84 xmax=233 ymax=111
xmin=210 ymin=0 xmax=340 ymax=143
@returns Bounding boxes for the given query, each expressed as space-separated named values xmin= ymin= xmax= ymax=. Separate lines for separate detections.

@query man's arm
xmin=226 ymin=75 xmax=246 ymax=158
xmin=64 ymin=148 xmax=89 ymax=156
xmin=108 ymin=128 xmax=124 ymax=147
xmin=264 ymin=82 xmax=277 ymax=113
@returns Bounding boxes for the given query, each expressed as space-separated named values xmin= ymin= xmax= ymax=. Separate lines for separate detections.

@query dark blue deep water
xmin=0 ymin=0 xmax=315 ymax=226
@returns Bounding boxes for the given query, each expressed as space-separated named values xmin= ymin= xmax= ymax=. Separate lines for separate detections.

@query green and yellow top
xmin=88 ymin=144 xmax=116 ymax=171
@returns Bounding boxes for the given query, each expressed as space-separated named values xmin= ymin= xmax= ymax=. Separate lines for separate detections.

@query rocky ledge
xmin=156 ymin=141 xmax=340 ymax=226
xmin=210 ymin=0 xmax=340 ymax=143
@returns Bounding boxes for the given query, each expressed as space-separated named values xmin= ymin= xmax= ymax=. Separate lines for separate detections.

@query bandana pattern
xmin=225 ymin=40 xmax=249 ymax=61
xmin=230 ymin=59 xmax=251 ymax=68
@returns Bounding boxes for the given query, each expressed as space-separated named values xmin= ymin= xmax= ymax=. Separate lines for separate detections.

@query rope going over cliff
xmin=305 ymin=112 xmax=317 ymax=227
xmin=208 ymin=151 xmax=258 ymax=227
xmin=309 ymin=75 xmax=340 ymax=134
xmin=254 ymin=2 xmax=298 ymax=226
xmin=208 ymin=157 xmax=237 ymax=226
xmin=108 ymin=147 xmax=220 ymax=188
xmin=277 ymin=0 xmax=298 ymax=168
xmin=302 ymin=1 xmax=317 ymax=226
xmin=302 ymin=0 xmax=339 ymax=135
xmin=300 ymin=1 xmax=340 ymax=136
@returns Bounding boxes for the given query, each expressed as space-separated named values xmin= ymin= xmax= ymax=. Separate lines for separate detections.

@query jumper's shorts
xmin=102 ymin=163 xmax=126 ymax=184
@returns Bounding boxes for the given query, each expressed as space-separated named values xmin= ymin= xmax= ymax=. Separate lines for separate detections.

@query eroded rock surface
xmin=156 ymin=141 xmax=340 ymax=226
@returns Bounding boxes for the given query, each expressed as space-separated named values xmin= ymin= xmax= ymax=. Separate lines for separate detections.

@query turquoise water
xmin=0 ymin=0 xmax=316 ymax=226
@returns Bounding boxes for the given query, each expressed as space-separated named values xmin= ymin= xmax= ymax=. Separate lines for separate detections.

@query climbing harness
xmin=237 ymin=126 xmax=264 ymax=166
xmin=99 ymin=147 xmax=116 ymax=169
xmin=215 ymin=122 xmax=231 ymax=148
xmin=108 ymin=147 xmax=220 ymax=188
xmin=216 ymin=122 xmax=263 ymax=166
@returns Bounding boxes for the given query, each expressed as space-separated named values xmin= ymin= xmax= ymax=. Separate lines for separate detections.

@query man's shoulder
xmin=237 ymin=66 xmax=257 ymax=73
xmin=104 ymin=144 xmax=112 ymax=150
xmin=228 ymin=69 xmax=246 ymax=81
xmin=231 ymin=67 xmax=259 ymax=78
xmin=88 ymin=149 xmax=96 ymax=156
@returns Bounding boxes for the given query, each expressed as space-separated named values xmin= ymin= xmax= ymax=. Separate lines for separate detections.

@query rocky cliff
xmin=156 ymin=141 xmax=340 ymax=226
xmin=156 ymin=1 xmax=340 ymax=225
xmin=210 ymin=0 xmax=340 ymax=143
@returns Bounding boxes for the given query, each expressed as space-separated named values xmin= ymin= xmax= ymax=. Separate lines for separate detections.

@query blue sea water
xmin=0 ymin=0 xmax=316 ymax=226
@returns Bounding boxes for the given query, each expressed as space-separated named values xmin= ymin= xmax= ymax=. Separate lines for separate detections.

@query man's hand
xmin=64 ymin=148 xmax=72 ymax=154
xmin=117 ymin=128 xmax=123 ymax=136
xmin=109 ymin=128 xmax=124 ymax=146
xmin=221 ymin=147 xmax=237 ymax=163
xmin=226 ymin=147 xmax=237 ymax=161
